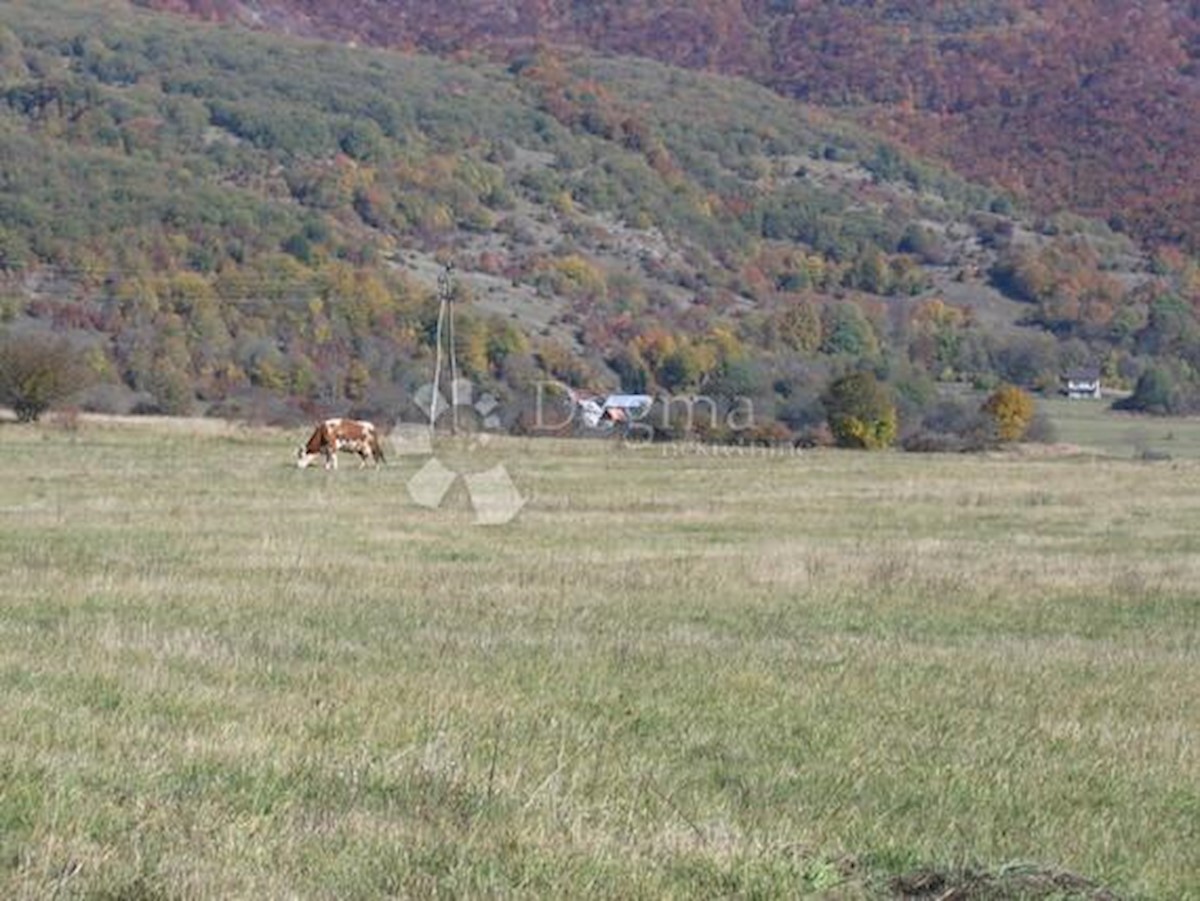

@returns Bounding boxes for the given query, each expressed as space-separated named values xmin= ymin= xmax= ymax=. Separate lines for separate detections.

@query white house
xmin=1062 ymin=367 xmax=1102 ymax=399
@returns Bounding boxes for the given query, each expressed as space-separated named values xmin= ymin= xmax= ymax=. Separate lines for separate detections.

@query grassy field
xmin=0 ymin=418 xmax=1197 ymax=898
xmin=1039 ymin=396 xmax=1200 ymax=459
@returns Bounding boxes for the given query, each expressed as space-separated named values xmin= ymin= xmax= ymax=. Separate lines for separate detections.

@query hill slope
xmin=2 ymin=0 xmax=1198 ymax=429
xmin=142 ymin=0 xmax=1200 ymax=253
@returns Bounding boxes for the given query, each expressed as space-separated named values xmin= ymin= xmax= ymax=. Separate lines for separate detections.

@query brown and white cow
xmin=296 ymin=418 xmax=386 ymax=470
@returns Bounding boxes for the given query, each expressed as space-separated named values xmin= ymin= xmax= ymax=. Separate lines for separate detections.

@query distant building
xmin=1062 ymin=367 xmax=1102 ymax=399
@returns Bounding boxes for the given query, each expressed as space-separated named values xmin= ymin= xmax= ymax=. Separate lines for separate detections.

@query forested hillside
xmin=142 ymin=0 xmax=1200 ymax=253
xmin=2 ymin=0 xmax=1199 ymax=434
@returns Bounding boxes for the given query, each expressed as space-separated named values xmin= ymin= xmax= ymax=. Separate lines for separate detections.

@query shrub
xmin=0 ymin=332 xmax=88 ymax=422
xmin=1024 ymin=412 xmax=1059 ymax=444
xmin=902 ymin=396 xmax=991 ymax=452
xmin=1115 ymin=364 xmax=1191 ymax=415
xmin=901 ymin=429 xmax=972 ymax=453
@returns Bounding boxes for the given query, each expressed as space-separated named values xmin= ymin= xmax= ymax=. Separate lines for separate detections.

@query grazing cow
xmin=297 ymin=418 xmax=386 ymax=470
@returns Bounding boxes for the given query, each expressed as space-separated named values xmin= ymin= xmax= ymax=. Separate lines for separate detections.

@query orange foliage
xmin=150 ymin=0 xmax=1200 ymax=251
xmin=982 ymin=384 xmax=1036 ymax=443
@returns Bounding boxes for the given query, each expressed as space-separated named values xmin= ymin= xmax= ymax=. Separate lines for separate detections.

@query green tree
xmin=144 ymin=358 xmax=193 ymax=415
xmin=344 ymin=359 xmax=370 ymax=402
xmin=777 ymin=298 xmax=822 ymax=353
xmin=821 ymin=302 xmax=879 ymax=357
xmin=0 ymin=332 xmax=88 ymax=422
xmin=823 ymin=371 xmax=897 ymax=449
xmin=485 ymin=316 xmax=529 ymax=374
xmin=1117 ymin=365 xmax=1188 ymax=415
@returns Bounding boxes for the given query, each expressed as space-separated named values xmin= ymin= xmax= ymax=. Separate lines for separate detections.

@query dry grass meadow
xmin=0 ymin=415 xmax=1197 ymax=898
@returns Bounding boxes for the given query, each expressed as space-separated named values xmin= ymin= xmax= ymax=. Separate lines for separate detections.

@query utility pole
xmin=431 ymin=262 xmax=459 ymax=435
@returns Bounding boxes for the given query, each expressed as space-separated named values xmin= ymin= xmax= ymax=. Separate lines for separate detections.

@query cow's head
xmin=296 ymin=446 xmax=318 ymax=468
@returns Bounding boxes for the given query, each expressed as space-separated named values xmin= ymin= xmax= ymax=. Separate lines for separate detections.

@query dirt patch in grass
xmin=991 ymin=442 xmax=1092 ymax=459
xmin=889 ymin=864 xmax=1121 ymax=900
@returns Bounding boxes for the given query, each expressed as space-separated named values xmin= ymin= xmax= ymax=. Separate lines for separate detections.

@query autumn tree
xmin=981 ymin=383 xmax=1035 ymax=442
xmin=823 ymin=370 xmax=897 ymax=449
xmin=908 ymin=298 xmax=969 ymax=376
xmin=776 ymin=297 xmax=822 ymax=353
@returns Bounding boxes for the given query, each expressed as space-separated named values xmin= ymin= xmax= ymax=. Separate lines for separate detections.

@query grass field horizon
xmin=1 ymin=414 xmax=1197 ymax=898
xmin=1039 ymin=396 xmax=1200 ymax=460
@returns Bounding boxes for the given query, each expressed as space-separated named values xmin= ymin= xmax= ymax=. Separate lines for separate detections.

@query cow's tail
xmin=371 ymin=430 xmax=387 ymax=465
